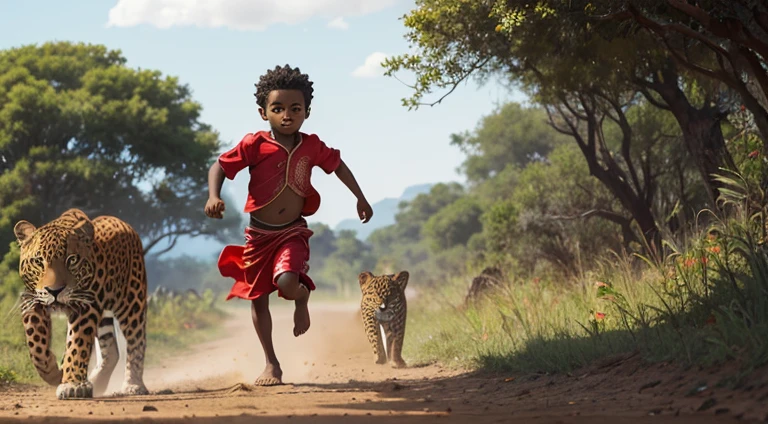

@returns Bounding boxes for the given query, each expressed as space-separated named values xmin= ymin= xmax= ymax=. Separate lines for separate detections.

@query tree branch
xmin=419 ymin=57 xmax=491 ymax=107
xmin=666 ymin=0 xmax=768 ymax=62
xmin=142 ymin=228 xmax=204 ymax=256
xmin=628 ymin=3 xmax=732 ymax=59
xmin=637 ymin=83 xmax=671 ymax=110
xmin=545 ymin=208 xmax=628 ymax=225
xmin=544 ymin=209 xmax=640 ymax=245
xmin=595 ymin=90 xmax=643 ymax=197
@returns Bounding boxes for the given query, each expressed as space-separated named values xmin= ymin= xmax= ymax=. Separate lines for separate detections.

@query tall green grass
xmin=403 ymin=172 xmax=768 ymax=377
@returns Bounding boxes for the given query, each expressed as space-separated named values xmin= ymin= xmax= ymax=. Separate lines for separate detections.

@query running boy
xmin=204 ymin=65 xmax=373 ymax=386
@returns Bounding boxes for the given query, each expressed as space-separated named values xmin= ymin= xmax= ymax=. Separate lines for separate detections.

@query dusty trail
xmin=0 ymin=301 xmax=766 ymax=423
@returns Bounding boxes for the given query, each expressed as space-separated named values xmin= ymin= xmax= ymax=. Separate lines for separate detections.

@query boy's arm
xmin=208 ymin=161 xmax=226 ymax=200
xmin=334 ymin=160 xmax=373 ymax=223
xmin=206 ymin=133 xmax=257 ymax=218
xmin=205 ymin=162 xmax=227 ymax=219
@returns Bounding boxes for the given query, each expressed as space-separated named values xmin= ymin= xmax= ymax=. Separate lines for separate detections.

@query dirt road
xmin=0 ymin=301 xmax=765 ymax=423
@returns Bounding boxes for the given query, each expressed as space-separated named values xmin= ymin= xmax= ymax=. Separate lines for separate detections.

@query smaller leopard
xmin=358 ymin=271 xmax=408 ymax=368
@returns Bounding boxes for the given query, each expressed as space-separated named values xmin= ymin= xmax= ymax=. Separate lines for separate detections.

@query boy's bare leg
xmin=251 ymin=295 xmax=283 ymax=386
xmin=276 ymin=272 xmax=311 ymax=337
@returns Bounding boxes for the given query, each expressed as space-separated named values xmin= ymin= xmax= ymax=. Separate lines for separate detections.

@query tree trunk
xmin=548 ymin=94 xmax=663 ymax=257
xmin=645 ymin=64 xmax=735 ymax=206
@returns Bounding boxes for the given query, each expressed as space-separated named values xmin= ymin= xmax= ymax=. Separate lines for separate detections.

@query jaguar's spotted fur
xmin=14 ymin=209 xmax=148 ymax=399
xmin=358 ymin=271 xmax=408 ymax=368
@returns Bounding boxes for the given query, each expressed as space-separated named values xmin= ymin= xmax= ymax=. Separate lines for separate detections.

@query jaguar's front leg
xmin=362 ymin=307 xmax=387 ymax=364
xmin=22 ymin=305 xmax=62 ymax=386
xmin=56 ymin=308 xmax=99 ymax=400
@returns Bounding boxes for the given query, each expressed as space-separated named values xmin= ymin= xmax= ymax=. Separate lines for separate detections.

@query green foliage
xmin=147 ymin=288 xmax=224 ymax=336
xmin=384 ymin=0 xmax=741 ymax=253
xmin=370 ymin=183 xmax=466 ymax=252
xmin=476 ymin=143 xmax=622 ymax=275
xmin=0 ymin=366 xmax=17 ymax=384
xmin=0 ymin=242 xmax=22 ymax=301
xmin=308 ymin=228 xmax=377 ymax=298
xmin=403 ymin=166 xmax=768 ymax=374
xmin=451 ymin=104 xmax=570 ymax=183
xmin=0 ymin=41 xmax=241 ymax=263
xmin=144 ymin=254 xmax=230 ymax=294
xmin=423 ymin=196 xmax=483 ymax=252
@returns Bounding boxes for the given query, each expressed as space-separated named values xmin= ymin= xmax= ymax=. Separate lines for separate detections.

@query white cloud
xmin=327 ymin=17 xmax=348 ymax=30
xmin=352 ymin=52 xmax=388 ymax=78
xmin=106 ymin=0 xmax=396 ymax=31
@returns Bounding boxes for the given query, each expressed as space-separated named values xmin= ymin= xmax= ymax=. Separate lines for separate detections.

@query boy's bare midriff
xmin=249 ymin=187 xmax=306 ymax=227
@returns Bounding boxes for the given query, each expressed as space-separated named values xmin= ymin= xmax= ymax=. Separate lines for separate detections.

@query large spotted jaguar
xmin=358 ymin=271 xmax=408 ymax=368
xmin=14 ymin=208 xmax=148 ymax=399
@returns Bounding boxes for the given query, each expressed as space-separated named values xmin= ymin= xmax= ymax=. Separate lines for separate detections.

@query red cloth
xmin=218 ymin=131 xmax=341 ymax=217
xmin=218 ymin=220 xmax=315 ymax=301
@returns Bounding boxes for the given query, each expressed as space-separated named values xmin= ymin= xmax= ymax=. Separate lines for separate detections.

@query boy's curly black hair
xmin=254 ymin=64 xmax=314 ymax=110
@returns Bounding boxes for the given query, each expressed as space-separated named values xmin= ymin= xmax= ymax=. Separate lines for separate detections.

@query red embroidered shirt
xmin=218 ymin=131 xmax=341 ymax=217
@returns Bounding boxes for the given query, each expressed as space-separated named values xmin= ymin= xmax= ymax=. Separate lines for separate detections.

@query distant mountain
xmin=334 ymin=183 xmax=434 ymax=240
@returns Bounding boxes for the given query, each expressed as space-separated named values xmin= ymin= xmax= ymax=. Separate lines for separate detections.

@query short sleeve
xmin=314 ymin=137 xmax=342 ymax=174
xmin=218 ymin=133 xmax=258 ymax=180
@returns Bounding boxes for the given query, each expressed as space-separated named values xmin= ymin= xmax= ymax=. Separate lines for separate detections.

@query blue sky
xmin=1 ymin=0 xmax=525 ymax=258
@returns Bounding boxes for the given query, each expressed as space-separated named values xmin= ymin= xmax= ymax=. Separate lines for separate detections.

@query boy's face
xmin=259 ymin=89 xmax=309 ymax=136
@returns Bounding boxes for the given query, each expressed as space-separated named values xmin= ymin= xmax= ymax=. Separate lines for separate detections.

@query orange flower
xmin=701 ymin=256 xmax=709 ymax=265
xmin=709 ymin=246 xmax=721 ymax=254
xmin=595 ymin=281 xmax=608 ymax=288
xmin=594 ymin=312 xmax=606 ymax=321
xmin=740 ymin=104 xmax=746 ymax=112
xmin=748 ymin=150 xmax=760 ymax=159
xmin=684 ymin=258 xmax=697 ymax=267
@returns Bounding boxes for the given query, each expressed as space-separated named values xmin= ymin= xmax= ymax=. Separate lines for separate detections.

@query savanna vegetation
xmin=372 ymin=0 xmax=768 ymax=377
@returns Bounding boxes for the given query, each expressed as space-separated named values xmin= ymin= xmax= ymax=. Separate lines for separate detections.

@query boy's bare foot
xmin=254 ymin=363 xmax=283 ymax=386
xmin=293 ymin=298 xmax=310 ymax=337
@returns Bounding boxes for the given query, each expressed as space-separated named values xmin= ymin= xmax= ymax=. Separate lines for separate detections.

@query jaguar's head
xmin=14 ymin=209 xmax=96 ymax=316
xmin=358 ymin=271 xmax=409 ymax=323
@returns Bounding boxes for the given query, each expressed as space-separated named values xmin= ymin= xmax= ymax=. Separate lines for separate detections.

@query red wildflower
xmin=748 ymin=150 xmax=760 ymax=159
xmin=709 ymin=246 xmax=721 ymax=254
xmin=594 ymin=312 xmax=606 ymax=321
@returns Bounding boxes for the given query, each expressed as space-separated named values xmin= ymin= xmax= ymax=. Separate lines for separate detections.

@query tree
xmin=370 ymin=182 xmax=467 ymax=251
xmin=0 ymin=42 xmax=240 ymax=260
xmin=383 ymin=0 xmax=740 ymax=208
xmin=308 ymin=222 xmax=337 ymax=271
xmin=315 ymin=230 xmax=376 ymax=297
xmin=599 ymin=0 xmax=768 ymax=150
xmin=480 ymin=143 xmax=625 ymax=276
xmin=144 ymin=255 xmax=214 ymax=292
xmin=450 ymin=103 xmax=570 ymax=183
xmin=423 ymin=196 xmax=483 ymax=252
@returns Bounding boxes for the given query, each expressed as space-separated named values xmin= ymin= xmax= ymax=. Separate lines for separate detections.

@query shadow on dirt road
xmin=0 ymin=302 xmax=764 ymax=423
